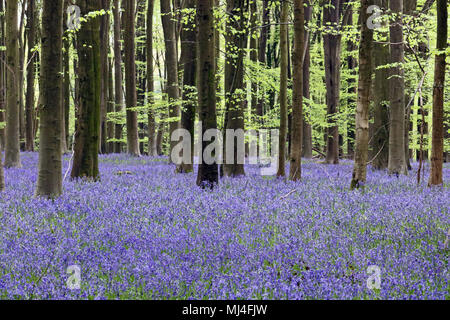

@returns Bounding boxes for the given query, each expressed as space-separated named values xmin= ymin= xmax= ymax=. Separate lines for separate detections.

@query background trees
xmin=0 ymin=0 xmax=447 ymax=195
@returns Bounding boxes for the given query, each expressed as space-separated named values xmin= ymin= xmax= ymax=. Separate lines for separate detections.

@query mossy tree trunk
xmin=36 ymin=0 xmax=64 ymax=198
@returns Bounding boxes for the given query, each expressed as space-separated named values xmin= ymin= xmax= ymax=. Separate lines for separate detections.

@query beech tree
xmin=113 ymin=0 xmax=124 ymax=153
xmin=71 ymin=0 xmax=102 ymax=180
xmin=36 ymin=0 xmax=64 ymax=198
xmin=25 ymin=0 xmax=37 ymax=152
xmin=4 ymin=0 xmax=21 ymax=168
xmin=196 ymin=0 xmax=218 ymax=188
xmin=428 ymin=0 xmax=447 ymax=186
xmin=350 ymin=0 xmax=374 ymax=189
xmin=123 ymin=0 xmax=141 ymax=156
xmin=388 ymin=0 xmax=407 ymax=175
xmin=147 ymin=0 xmax=157 ymax=157
xmin=289 ymin=0 xmax=305 ymax=181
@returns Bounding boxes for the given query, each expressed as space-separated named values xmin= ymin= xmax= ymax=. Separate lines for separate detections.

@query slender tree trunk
xmin=350 ymin=0 xmax=374 ymax=189
xmin=177 ymin=0 xmax=196 ymax=173
xmin=107 ymin=57 xmax=115 ymax=153
xmin=0 ymin=0 xmax=5 ymax=150
xmin=371 ymin=0 xmax=389 ymax=170
xmin=196 ymin=0 xmax=218 ymax=188
xmin=223 ymin=0 xmax=248 ymax=177
xmin=249 ymin=0 xmax=258 ymax=120
xmin=71 ymin=0 xmax=102 ymax=180
xmin=18 ymin=1 xmax=25 ymax=152
xmin=161 ymin=0 xmax=180 ymax=158
xmin=25 ymin=0 xmax=37 ymax=152
xmin=123 ymin=0 xmax=140 ymax=156
xmin=113 ymin=0 xmax=124 ymax=153
xmin=147 ymin=0 xmax=157 ymax=156
xmin=99 ymin=0 xmax=110 ymax=154
xmin=63 ymin=1 xmax=71 ymax=150
xmin=302 ymin=0 xmax=312 ymax=159
xmin=256 ymin=0 xmax=270 ymax=121
xmin=36 ymin=0 xmax=63 ymax=198
xmin=323 ymin=0 xmax=341 ymax=164
xmin=388 ymin=0 xmax=407 ymax=175
xmin=289 ymin=0 xmax=305 ymax=181
xmin=4 ymin=0 xmax=21 ymax=168
xmin=277 ymin=0 xmax=288 ymax=177
xmin=428 ymin=0 xmax=447 ymax=186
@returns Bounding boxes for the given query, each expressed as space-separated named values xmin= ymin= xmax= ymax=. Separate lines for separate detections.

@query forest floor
xmin=0 ymin=152 xmax=448 ymax=299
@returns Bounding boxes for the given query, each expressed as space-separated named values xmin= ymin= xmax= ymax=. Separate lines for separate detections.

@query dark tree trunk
xmin=71 ymin=0 xmax=102 ymax=180
xmin=428 ymin=0 xmax=447 ymax=186
xmin=113 ymin=0 xmax=124 ymax=153
xmin=107 ymin=57 xmax=115 ymax=153
xmin=0 ymin=0 xmax=4 ymax=150
xmin=99 ymin=0 xmax=110 ymax=154
xmin=63 ymin=0 xmax=71 ymax=151
xmin=289 ymin=0 xmax=305 ymax=181
xmin=4 ymin=0 xmax=21 ymax=168
xmin=223 ymin=0 xmax=248 ymax=177
xmin=161 ymin=0 xmax=180 ymax=158
xmin=371 ymin=0 xmax=389 ymax=170
xmin=147 ymin=0 xmax=157 ymax=156
xmin=124 ymin=0 xmax=141 ymax=156
xmin=25 ymin=0 xmax=37 ymax=152
xmin=196 ymin=0 xmax=218 ymax=188
xmin=36 ymin=0 xmax=63 ymax=198
xmin=302 ymin=0 xmax=313 ymax=159
xmin=177 ymin=0 xmax=196 ymax=173
xmin=323 ymin=0 xmax=341 ymax=164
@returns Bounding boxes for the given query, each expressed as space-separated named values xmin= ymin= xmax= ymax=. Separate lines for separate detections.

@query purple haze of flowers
xmin=0 ymin=152 xmax=448 ymax=299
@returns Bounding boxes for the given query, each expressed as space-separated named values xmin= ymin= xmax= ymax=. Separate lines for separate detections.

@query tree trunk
xmin=4 ymin=0 xmax=21 ymax=168
xmin=71 ymin=0 xmax=102 ymax=180
xmin=256 ymin=0 xmax=270 ymax=121
xmin=289 ymin=0 xmax=305 ymax=181
xmin=0 ymin=144 xmax=3 ymax=191
xmin=113 ymin=0 xmax=124 ymax=153
xmin=277 ymin=0 xmax=288 ymax=177
xmin=196 ymin=0 xmax=218 ymax=188
xmin=302 ymin=0 xmax=313 ymax=159
xmin=371 ymin=0 xmax=389 ymax=170
xmin=36 ymin=0 xmax=63 ymax=198
xmin=388 ymin=0 xmax=407 ymax=175
xmin=99 ymin=0 xmax=110 ymax=154
xmin=63 ymin=0 xmax=71 ymax=152
xmin=161 ymin=0 xmax=180 ymax=158
xmin=25 ymin=0 xmax=37 ymax=152
xmin=0 ymin=0 xmax=5 ymax=150
xmin=350 ymin=0 xmax=373 ymax=189
xmin=123 ymin=0 xmax=140 ymax=156
xmin=107 ymin=57 xmax=115 ymax=153
xmin=428 ymin=0 xmax=447 ymax=186
xmin=147 ymin=0 xmax=157 ymax=156
xmin=223 ymin=0 xmax=248 ymax=177
xmin=323 ymin=0 xmax=341 ymax=164
xmin=177 ymin=0 xmax=196 ymax=173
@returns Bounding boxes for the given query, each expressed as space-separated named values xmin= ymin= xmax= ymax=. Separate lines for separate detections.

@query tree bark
xmin=223 ymin=0 xmax=248 ymax=177
xmin=289 ymin=0 xmax=305 ymax=181
xmin=428 ymin=0 xmax=447 ymax=186
xmin=277 ymin=0 xmax=288 ymax=177
xmin=350 ymin=0 xmax=374 ymax=189
xmin=113 ymin=0 xmax=124 ymax=153
xmin=147 ymin=0 xmax=157 ymax=156
xmin=0 ymin=0 xmax=5 ymax=150
xmin=302 ymin=0 xmax=313 ymax=159
xmin=177 ymin=0 xmax=196 ymax=173
xmin=371 ymin=0 xmax=389 ymax=170
xmin=388 ymin=0 xmax=407 ymax=175
xmin=161 ymin=0 xmax=180 ymax=158
xmin=4 ymin=0 xmax=21 ymax=168
xmin=71 ymin=0 xmax=102 ymax=180
xmin=25 ymin=0 xmax=37 ymax=152
xmin=36 ymin=0 xmax=63 ymax=198
xmin=323 ymin=0 xmax=341 ymax=164
xmin=123 ymin=0 xmax=141 ymax=156
xmin=99 ymin=0 xmax=110 ymax=154
xmin=196 ymin=0 xmax=218 ymax=188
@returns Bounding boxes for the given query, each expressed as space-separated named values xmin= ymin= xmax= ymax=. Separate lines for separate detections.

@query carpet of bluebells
xmin=0 ymin=152 xmax=448 ymax=300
